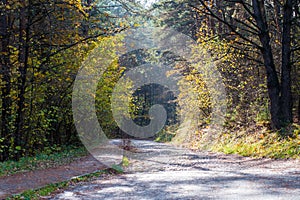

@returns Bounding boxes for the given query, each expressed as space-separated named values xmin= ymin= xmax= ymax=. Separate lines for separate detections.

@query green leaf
xmin=15 ymin=146 xmax=22 ymax=151
xmin=122 ymin=156 xmax=129 ymax=167
xmin=110 ymin=164 xmax=124 ymax=173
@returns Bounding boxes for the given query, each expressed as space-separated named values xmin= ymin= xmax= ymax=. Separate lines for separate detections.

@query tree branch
xmin=191 ymin=2 xmax=262 ymax=49
xmin=39 ymin=27 xmax=128 ymax=67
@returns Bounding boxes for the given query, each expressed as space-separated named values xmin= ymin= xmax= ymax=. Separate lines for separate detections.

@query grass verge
xmin=6 ymin=169 xmax=117 ymax=200
xmin=5 ymin=157 xmax=128 ymax=200
xmin=0 ymin=145 xmax=88 ymax=177
xmin=187 ymin=123 xmax=300 ymax=159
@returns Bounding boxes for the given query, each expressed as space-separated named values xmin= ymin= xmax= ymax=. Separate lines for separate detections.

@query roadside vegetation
xmin=6 ymin=169 xmax=111 ymax=200
xmin=6 ymin=160 xmax=127 ymax=200
xmin=0 ymin=0 xmax=299 ymax=185
xmin=154 ymin=0 xmax=300 ymax=159
xmin=0 ymin=145 xmax=87 ymax=177
xmin=183 ymin=124 xmax=300 ymax=159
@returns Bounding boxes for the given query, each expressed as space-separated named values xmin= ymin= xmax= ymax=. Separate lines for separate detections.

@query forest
xmin=0 ymin=0 xmax=299 ymax=163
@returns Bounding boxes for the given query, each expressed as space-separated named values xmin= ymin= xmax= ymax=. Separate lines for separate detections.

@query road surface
xmin=52 ymin=140 xmax=300 ymax=200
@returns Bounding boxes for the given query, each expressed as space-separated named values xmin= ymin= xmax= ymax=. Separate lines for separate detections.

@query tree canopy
xmin=0 ymin=0 xmax=299 ymax=161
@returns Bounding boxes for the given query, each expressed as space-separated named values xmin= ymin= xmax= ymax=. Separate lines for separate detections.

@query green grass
xmin=3 ymin=150 xmax=128 ymax=200
xmin=188 ymin=124 xmax=300 ymax=159
xmin=6 ymin=169 xmax=113 ymax=200
xmin=213 ymin=124 xmax=300 ymax=159
xmin=0 ymin=145 xmax=88 ymax=177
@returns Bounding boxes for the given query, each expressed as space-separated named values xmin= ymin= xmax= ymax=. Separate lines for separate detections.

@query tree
xmin=192 ymin=0 xmax=299 ymax=129
xmin=0 ymin=0 xmax=13 ymax=160
xmin=152 ymin=0 xmax=201 ymax=39
xmin=0 ymin=0 xmax=127 ymax=161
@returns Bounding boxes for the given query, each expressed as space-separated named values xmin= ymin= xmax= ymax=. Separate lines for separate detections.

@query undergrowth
xmin=155 ymin=125 xmax=178 ymax=143
xmin=0 ymin=145 xmax=88 ymax=177
xmin=188 ymin=123 xmax=300 ymax=159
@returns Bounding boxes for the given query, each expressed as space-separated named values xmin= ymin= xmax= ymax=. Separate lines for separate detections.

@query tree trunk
xmin=280 ymin=0 xmax=293 ymax=125
xmin=0 ymin=0 xmax=12 ymax=161
xmin=252 ymin=0 xmax=281 ymax=129
xmin=298 ymin=98 xmax=300 ymax=123
xmin=14 ymin=4 xmax=30 ymax=160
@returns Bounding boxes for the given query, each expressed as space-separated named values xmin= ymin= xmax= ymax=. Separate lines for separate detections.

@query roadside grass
xmin=188 ymin=123 xmax=300 ymax=159
xmin=6 ymin=160 xmax=128 ymax=200
xmin=6 ymin=169 xmax=109 ymax=200
xmin=0 ymin=145 xmax=88 ymax=177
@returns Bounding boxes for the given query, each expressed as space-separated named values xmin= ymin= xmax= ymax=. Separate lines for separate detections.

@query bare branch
xmin=39 ymin=27 xmax=128 ymax=67
xmin=191 ymin=2 xmax=262 ymax=49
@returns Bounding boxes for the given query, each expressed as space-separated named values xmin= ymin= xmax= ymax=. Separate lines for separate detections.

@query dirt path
xmin=0 ymin=155 xmax=105 ymax=199
xmin=52 ymin=140 xmax=300 ymax=200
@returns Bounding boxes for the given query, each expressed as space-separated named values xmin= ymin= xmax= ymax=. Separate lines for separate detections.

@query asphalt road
xmin=52 ymin=140 xmax=300 ymax=200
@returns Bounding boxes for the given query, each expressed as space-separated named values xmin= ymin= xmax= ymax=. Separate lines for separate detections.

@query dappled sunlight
xmin=53 ymin=140 xmax=300 ymax=199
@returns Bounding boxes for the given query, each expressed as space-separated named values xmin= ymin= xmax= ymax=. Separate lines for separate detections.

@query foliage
xmin=0 ymin=0 xmax=299 ymax=163
xmin=155 ymin=124 xmax=177 ymax=143
xmin=122 ymin=156 xmax=130 ymax=167
xmin=151 ymin=0 xmax=300 ymax=159
xmin=152 ymin=0 xmax=264 ymax=138
xmin=130 ymin=83 xmax=177 ymax=127
xmin=153 ymin=0 xmax=200 ymax=39
xmin=209 ymin=124 xmax=300 ymax=159
xmin=111 ymin=164 xmax=124 ymax=173
xmin=95 ymin=35 xmax=129 ymax=138
xmin=193 ymin=0 xmax=299 ymax=129
xmin=0 ymin=0 xmax=131 ymax=161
